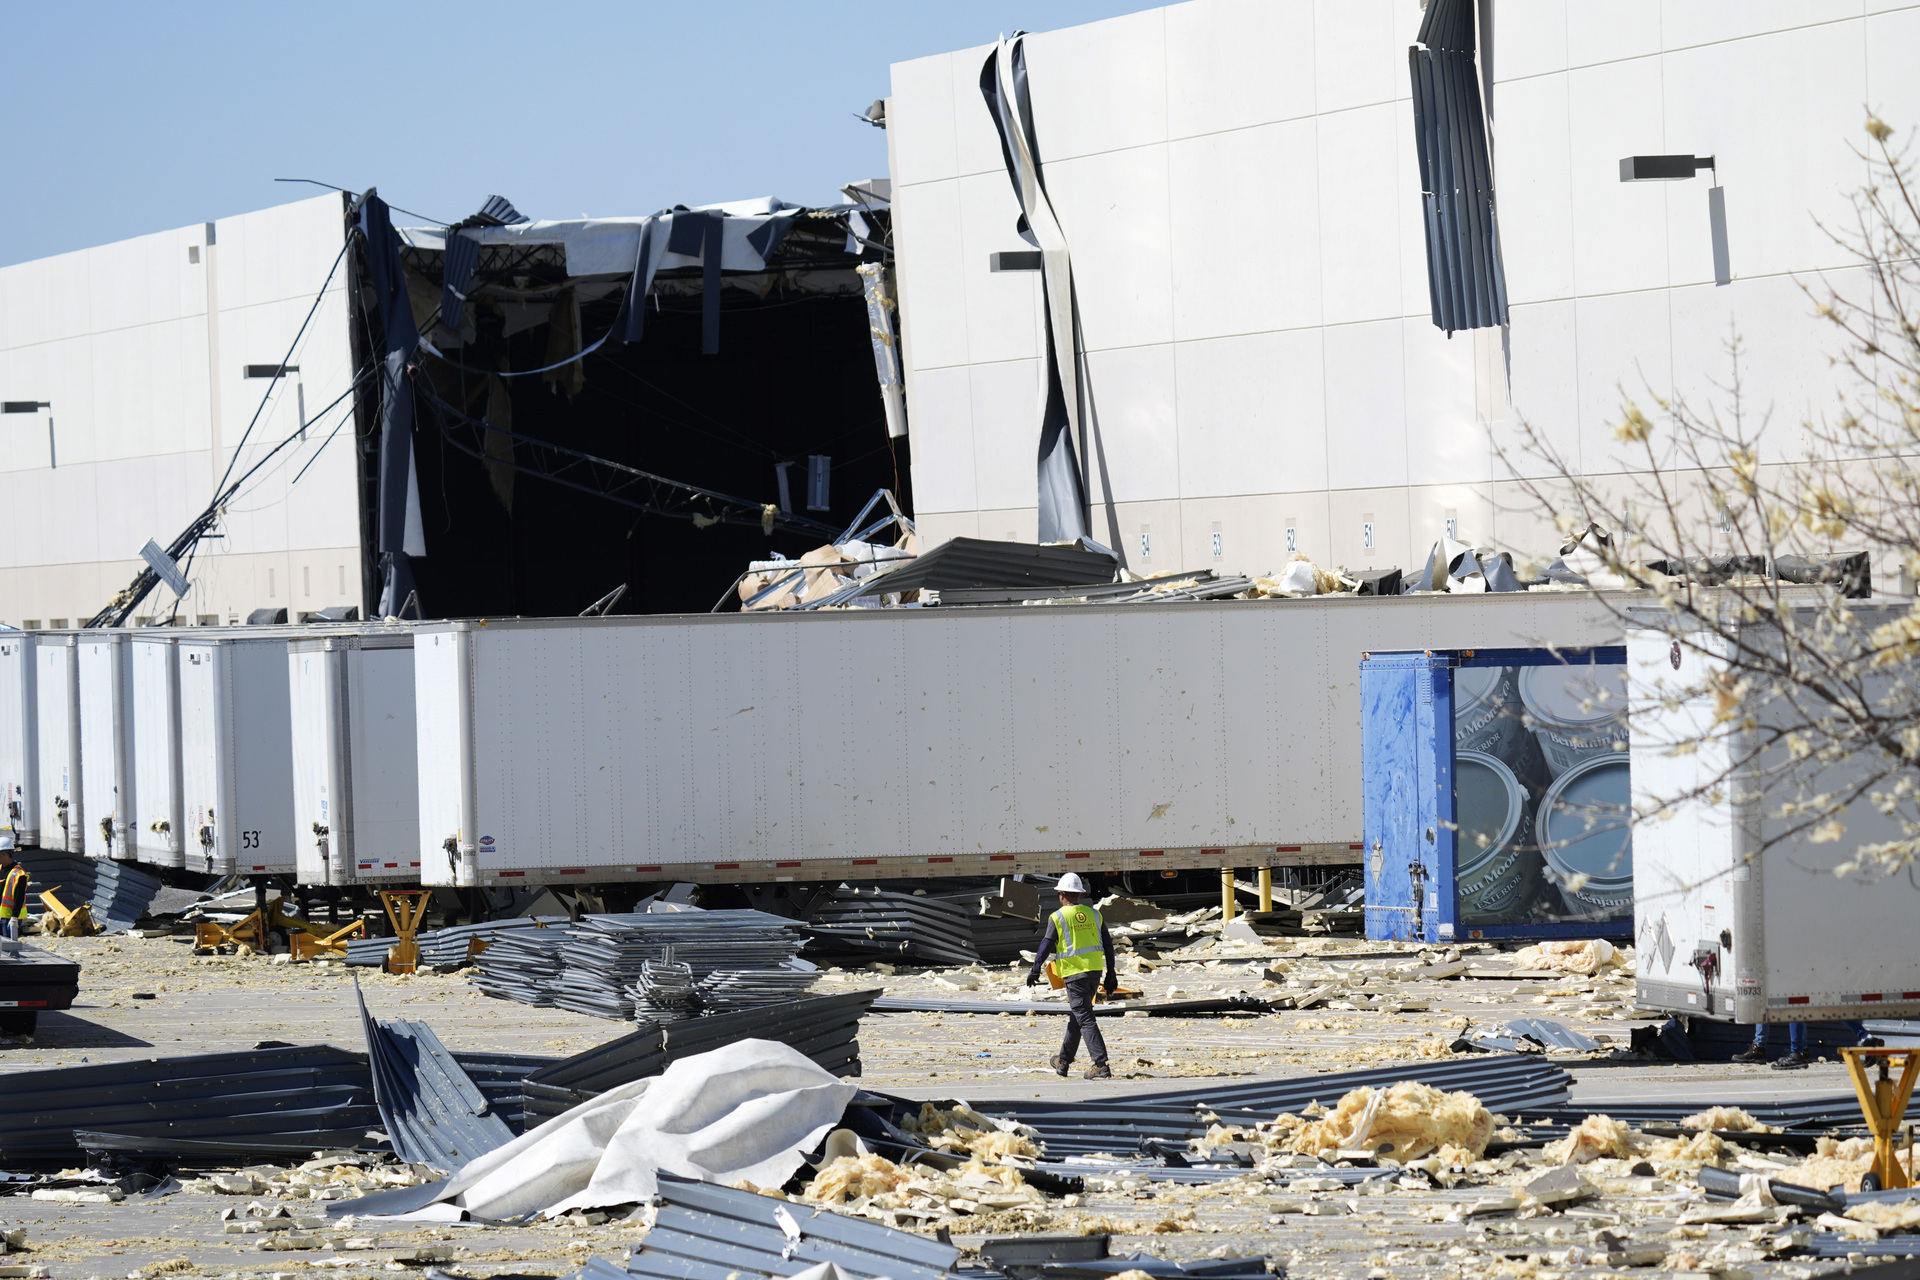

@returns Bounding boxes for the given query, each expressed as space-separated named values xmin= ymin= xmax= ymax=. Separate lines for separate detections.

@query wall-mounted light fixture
xmin=2 ymin=401 xmax=54 ymax=469
xmin=1620 ymin=155 xmax=1730 ymax=285
xmin=244 ymin=363 xmax=306 ymax=439
xmin=1619 ymin=154 xmax=1716 ymax=182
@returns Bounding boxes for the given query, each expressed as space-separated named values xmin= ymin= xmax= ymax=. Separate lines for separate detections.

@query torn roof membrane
xmin=396 ymin=195 xmax=883 ymax=278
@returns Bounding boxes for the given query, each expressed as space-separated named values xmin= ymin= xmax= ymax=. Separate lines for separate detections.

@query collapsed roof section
xmin=345 ymin=187 xmax=907 ymax=619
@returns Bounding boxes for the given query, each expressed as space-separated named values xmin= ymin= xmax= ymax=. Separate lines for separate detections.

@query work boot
xmin=1770 ymin=1051 xmax=1812 ymax=1070
xmin=1050 ymin=1054 xmax=1070 ymax=1078
xmin=1861 ymin=1037 xmax=1886 ymax=1048
xmin=1732 ymin=1044 xmax=1769 ymax=1064
xmin=1085 ymin=1062 xmax=1112 ymax=1080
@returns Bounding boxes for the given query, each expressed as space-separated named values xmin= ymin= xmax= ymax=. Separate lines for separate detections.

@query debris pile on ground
xmin=1510 ymin=938 xmax=1628 ymax=976
xmin=898 ymin=1102 xmax=1041 ymax=1161
xmin=1258 ymin=1080 xmax=1495 ymax=1162
xmin=803 ymin=1150 xmax=1044 ymax=1221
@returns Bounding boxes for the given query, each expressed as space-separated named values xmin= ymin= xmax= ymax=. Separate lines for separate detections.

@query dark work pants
xmin=1059 ymin=972 xmax=1109 ymax=1066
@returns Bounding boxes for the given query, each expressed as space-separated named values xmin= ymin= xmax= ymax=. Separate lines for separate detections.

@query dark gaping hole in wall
xmin=377 ymin=283 xmax=909 ymax=620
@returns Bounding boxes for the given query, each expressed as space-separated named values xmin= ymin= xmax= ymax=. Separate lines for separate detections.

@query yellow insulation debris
xmin=900 ymin=1101 xmax=1041 ymax=1160
xmin=1544 ymin=1114 xmax=1639 ymax=1164
xmin=1680 ymin=1106 xmax=1779 ymax=1133
xmin=803 ymin=1154 xmax=915 ymax=1203
xmin=1643 ymin=1129 xmax=1731 ymax=1172
xmin=1266 ymin=1081 xmax=1494 ymax=1161
xmin=1795 ymin=1136 xmax=1917 ymax=1193
xmin=1511 ymin=939 xmax=1627 ymax=975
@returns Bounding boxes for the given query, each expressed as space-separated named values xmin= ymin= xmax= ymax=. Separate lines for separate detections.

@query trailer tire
xmin=1862 ymin=1173 xmax=1882 ymax=1193
xmin=0 ymin=1011 xmax=37 ymax=1036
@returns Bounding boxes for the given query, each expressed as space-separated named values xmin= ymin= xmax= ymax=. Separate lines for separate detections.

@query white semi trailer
xmin=130 ymin=634 xmax=185 ymax=868
xmin=290 ymin=631 xmax=421 ymax=887
xmin=0 ymin=634 xmax=36 ymax=846
xmin=32 ymin=635 xmax=80 ymax=854
xmin=411 ymin=593 xmax=1620 ymax=889
xmin=1629 ymin=610 xmax=1920 ymax=1023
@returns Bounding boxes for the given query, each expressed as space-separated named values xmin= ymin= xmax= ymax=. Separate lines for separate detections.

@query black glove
xmin=1104 ymin=973 xmax=1119 ymax=994
xmin=1024 ymin=971 xmax=1039 ymax=987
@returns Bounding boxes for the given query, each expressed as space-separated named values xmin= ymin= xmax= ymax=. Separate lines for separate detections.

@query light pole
xmin=1 ymin=402 xmax=54 ymax=469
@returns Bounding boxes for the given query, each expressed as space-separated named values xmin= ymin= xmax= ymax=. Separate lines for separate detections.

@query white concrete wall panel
xmin=1169 ymin=120 xmax=1321 ymax=339
xmin=967 ymin=359 xmax=1045 ymax=513
xmin=1316 ymin=103 xmax=1406 ymax=327
xmin=1492 ymin=74 xmax=1576 ymax=305
xmin=0 ymin=193 xmax=358 ymax=626
xmin=1174 ymin=329 xmax=1327 ymax=500
xmin=899 ymin=365 xmax=978 ymax=515
xmin=1044 ymin=147 xmax=1176 ymax=353
xmin=889 ymin=1 xmax=1906 ymax=576
xmin=1566 ymin=0 xmax=1663 ymax=68
xmin=1024 ymin=9 xmax=1169 ymax=161
xmin=1083 ymin=344 xmax=1179 ymax=503
xmin=1166 ymin=0 xmax=1317 ymax=138
xmin=1323 ymin=320 xmax=1409 ymax=490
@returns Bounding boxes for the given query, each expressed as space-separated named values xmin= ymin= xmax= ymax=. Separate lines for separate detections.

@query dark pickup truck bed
xmin=0 ymin=944 xmax=80 ymax=1033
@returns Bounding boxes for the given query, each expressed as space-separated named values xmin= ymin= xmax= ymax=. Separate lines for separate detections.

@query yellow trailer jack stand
xmin=289 ymin=919 xmax=367 ymax=962
xmin=380 ymin=890 xmax=432 ymax=974
xmin=195 ymin=910 xmax=266 ymax=953
xmin=37 ymin=888 xmax=96 ymax=937
xmin=1840 ymin=1046 xmax=1920 ymax=1192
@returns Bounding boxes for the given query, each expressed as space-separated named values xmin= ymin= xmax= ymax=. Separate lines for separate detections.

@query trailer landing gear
xmin=1841 ymin=1046 xmax=1920 ymax=1192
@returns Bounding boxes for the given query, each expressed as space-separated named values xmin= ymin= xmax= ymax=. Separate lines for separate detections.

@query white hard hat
xmin=1057 ymin=872 xmax=1088 ymax=895
xmin=0 ymin=832 xmax=14 ymax=852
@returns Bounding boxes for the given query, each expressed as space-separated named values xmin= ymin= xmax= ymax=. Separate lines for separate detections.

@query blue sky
xmin=0 ymin=1 xmax=1164 ymax=267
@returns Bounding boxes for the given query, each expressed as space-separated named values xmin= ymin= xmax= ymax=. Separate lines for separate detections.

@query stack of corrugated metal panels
xmin=473 ymin=930 xmax=567 ymax=1006
xmin=344 ymin=917 xmax=564 ymax=968
xmin=546 ymin=912 xmax=809 ymax=1021
xmin=9 ymin=847 xmax=167 ymax=932
xmin=0 ymin=1044 xmax=378 ymax=1160
xmin=692 ymin=966 xmax=820 ymax=1010
xmin=802 ymin=889 xmax=981 ymax=965
xmin=628 ymin=1172 xmax=960 ymax=1280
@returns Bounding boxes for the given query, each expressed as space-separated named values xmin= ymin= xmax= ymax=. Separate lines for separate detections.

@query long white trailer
xmin=1629 ymin=612 xmax=1920 ymax=1022
xmin=32 ymin=635 xmax=80 ymax=854
xmin=0 ymin=635 xmax=36 ymax=846
xmin=290 ymin=631 xmax=420 ymax=887
xmin=179 ymin=632 xmax=300 ymax=877
xmin=412 ymin=593 xmax=1620 ymax=889
xmin=78 ymin=632 xmax=136 ymax=861
xmin=131 ymin=634 xmax=185 ymax=868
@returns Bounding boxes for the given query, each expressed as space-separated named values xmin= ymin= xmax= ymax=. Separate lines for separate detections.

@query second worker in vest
xmin=1024 ymin=872 xmax=1117 ymax=1079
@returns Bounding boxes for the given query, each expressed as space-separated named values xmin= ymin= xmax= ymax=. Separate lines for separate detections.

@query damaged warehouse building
xmin=1 ymin=2 xmax=1920 ymax=1279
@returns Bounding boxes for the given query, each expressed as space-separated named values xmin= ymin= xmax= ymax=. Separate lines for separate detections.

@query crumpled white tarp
xmin=402 ymin=1038 xmax=856 ymax=1220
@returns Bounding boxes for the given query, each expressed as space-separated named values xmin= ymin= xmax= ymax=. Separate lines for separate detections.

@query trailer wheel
xmin=1862 ymin=1173 xmax=1883 ymax=1193
xmin=0 ymin=1011 xmax=37 ymax=1036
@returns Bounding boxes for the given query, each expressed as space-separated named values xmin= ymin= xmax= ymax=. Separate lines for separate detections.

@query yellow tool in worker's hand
xmin=37 ymin=888 xmax=96 ymax=937
xmin=1842 ymin=1046 xmax=1920 ymax=1191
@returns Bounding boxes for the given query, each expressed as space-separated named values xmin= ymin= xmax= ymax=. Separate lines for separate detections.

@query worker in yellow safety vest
xmin=1024 ymin=872 xmax=1118 ymax=1079
xmin=0 ymin=833 xmax=28 ymax=940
